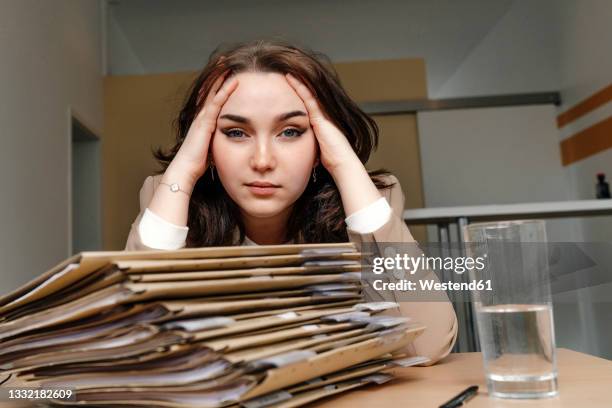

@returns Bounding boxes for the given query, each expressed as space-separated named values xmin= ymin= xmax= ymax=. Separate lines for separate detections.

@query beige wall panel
xmin=333 ymin=59 xmax=427 ymax=101
xmin=368 ymin=114 xmax=427 ymax=243
xmin=103 ymin=72 xmax=196 ymax=249
xmin=333 ymin=59 xmax=428 ymax=242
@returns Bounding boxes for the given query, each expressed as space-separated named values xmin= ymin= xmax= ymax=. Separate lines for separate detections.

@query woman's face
xmin=211 ymin=71 xmax=318 ymax=220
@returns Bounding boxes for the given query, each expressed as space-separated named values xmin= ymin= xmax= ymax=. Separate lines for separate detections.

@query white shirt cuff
xmin=345 ymin=197 xmax=392 ymax=234
xmin=138 ymin=208 xmax=189 ymax=250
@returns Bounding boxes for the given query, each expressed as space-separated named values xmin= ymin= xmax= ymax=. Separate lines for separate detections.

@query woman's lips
xmin=245 ymin=182 xmax=280 ymax=196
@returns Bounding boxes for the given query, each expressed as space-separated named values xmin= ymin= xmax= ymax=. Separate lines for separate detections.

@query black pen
xmin=439 ymin=385 xmax=479 ymax=408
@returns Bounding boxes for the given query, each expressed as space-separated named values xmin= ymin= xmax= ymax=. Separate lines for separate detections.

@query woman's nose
xmin=249 ymin=138 xmax=277 ymax=172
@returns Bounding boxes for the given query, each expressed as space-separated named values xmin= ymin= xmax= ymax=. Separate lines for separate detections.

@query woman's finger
xmin=199 ymin=71 xmax=229 ymax=110
xmin=285 ymin=74 xmax=326 ymax=122
xmin=200 ymin=76 xmax=239 ymax=130
xmin=210 ymin=71 xmax=230 ymax=98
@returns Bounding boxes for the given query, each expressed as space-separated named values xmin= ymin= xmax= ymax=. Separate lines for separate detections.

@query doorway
xmin=71 ymin=116 xmax=102 ymax=254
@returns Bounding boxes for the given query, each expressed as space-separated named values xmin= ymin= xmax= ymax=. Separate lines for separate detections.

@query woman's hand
xmin=148 ymin=73 xmax=238 ymax=227
xmin=285 ymin=73 xmax=382 ymax=216
xmin=169 ymin=73 xmax=238 ymax=187
xmin=285 ymin=74 xmax=360 ymax=174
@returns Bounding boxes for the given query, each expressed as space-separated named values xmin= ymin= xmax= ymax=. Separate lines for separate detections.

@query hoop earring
xmin=312 ymin=166 xmax=317 ymax=183
xmin=210 ymin=164 xmax=215 ymax=181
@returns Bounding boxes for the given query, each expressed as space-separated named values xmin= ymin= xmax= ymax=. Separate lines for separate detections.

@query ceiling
xmin=107 ymin=0 xmax=514 ymax=95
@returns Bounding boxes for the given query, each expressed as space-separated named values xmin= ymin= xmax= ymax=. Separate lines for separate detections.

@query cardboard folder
xmin=0 ymin=298 xmax=373 ymax=371
xmin=0 ymin=243 xmax=358 ymax=316
xmin=43 ymin=326 xmax=423 ymax=408
xmin=0 ymin=273 xmax=362 ymax=341
xmin=239 ymin=326 xmax=423 ymax=400
xmin=0 ymin=243 xmax=429 ymax=408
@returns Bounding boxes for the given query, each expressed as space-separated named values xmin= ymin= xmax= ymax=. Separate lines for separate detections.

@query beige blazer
xmin=125 ymin=174 xmax=458 ymax=365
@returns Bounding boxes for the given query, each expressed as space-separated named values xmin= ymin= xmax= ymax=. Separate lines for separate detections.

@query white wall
xmin=433 ymin=0 xmax=612 ymax=241
xmin=556 ymin=1 xmax=612 ymax=109
xmin=433 ymin=0 xmax=561 ymax=98
xmin=106 ymin=0 xmax=514 ymax=96
xmin=430 ymin=0 xmax=612 ymax=358
xmin=0 ymin=0 xmax=104 ymax=295
xmin=417 ymin=104 xmax=579 ymax=242
xmin=419 ymin=105 xmax=569 ymax=206
xmin=555 ymin=0 xmax=612 ymax=243
xmin=107 ymin=4 xmax=145 ymax=75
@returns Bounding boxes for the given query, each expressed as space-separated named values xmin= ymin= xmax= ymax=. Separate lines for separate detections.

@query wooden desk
xmin=0 ymin=349 xmax=609 ymax=407
xmin=314 ymin=349 xmax=612 ymax=407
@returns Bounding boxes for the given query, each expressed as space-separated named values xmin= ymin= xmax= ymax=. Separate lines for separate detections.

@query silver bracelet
xmin=159 ymin=181 xmax=190 ymax=196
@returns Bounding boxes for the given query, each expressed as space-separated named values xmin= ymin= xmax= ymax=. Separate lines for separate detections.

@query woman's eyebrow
xmin=219 ymin=114 xmax=250 ymax=124
xmin=276 ymin=110 xmax=307 ymax=121
xmin=218 ymin=110 xmax=307 ymax=124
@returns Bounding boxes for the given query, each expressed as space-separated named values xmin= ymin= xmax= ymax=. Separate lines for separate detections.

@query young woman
xmin=125 ymin=40 xmax=457 ymax=364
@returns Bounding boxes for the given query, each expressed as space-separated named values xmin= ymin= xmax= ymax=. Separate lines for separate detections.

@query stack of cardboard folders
xmin=0 ymin=243 xmax=426 ymax=407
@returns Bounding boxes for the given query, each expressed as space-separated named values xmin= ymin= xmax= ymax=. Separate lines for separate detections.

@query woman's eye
xmin=223 ymin=129 xmax=246 ymax=138
xmin=280 ymin=128 xmax=305 ymax=138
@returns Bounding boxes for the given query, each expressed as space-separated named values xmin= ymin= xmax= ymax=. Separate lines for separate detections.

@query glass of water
xmin=464 ymin=220 xmax=558 ymax=399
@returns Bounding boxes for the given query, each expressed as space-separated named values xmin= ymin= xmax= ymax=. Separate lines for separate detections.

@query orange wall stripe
xmin=557 ymin=83 xmax=612 ymax=128
xmin=561 ymin=115 xmax=612 ymax=165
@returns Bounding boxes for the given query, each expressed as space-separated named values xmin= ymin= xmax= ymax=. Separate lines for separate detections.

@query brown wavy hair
xmin=153 ymin=40 xmax=394 ymax=246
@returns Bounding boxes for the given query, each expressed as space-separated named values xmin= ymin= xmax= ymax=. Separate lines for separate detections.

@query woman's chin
xmin=239 ymin=202 xmax=291 ymax=219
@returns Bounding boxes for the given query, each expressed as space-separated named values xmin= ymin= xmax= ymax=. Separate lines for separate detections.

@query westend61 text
xmin=372 ymin=279 xmax=493 ymax=292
